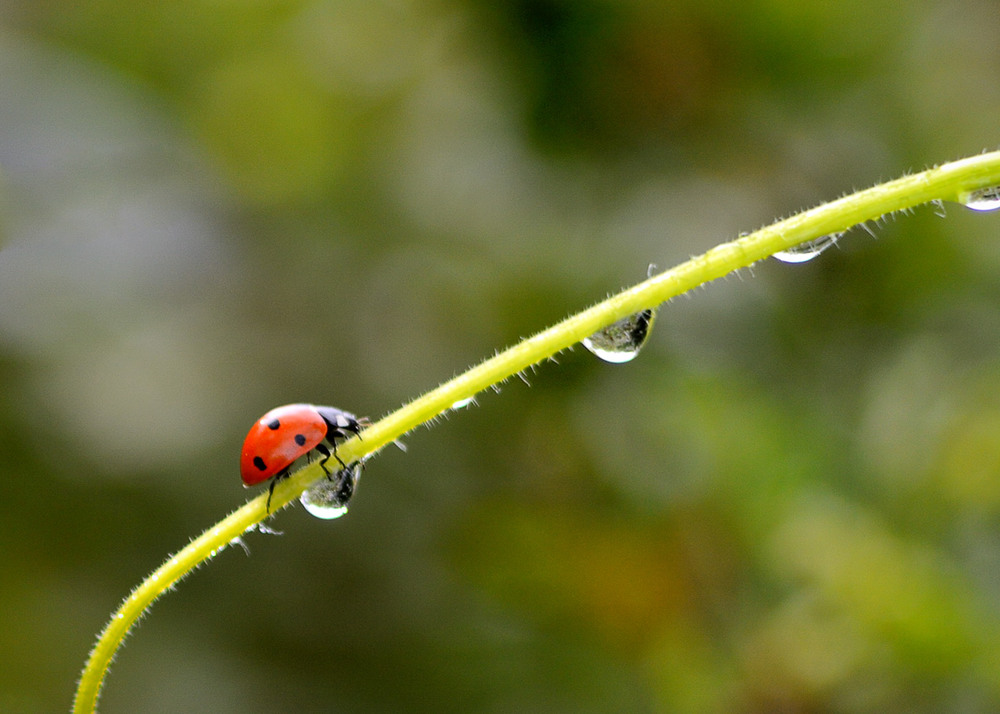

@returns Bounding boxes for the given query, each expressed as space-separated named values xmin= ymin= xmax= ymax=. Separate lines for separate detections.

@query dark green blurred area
xmin=1 ymin=0 xmax=1000 ymax=711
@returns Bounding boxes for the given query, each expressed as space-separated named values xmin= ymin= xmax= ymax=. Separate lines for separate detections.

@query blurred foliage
xmin=1 ymin=0 xmax=1000 ymax=711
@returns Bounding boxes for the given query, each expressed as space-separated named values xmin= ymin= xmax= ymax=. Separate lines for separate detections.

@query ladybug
xmin=240 ymin=403 xmax=364 ymax=512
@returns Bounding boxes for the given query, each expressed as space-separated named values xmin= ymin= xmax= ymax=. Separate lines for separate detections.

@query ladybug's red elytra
xmin=240 ymin=403 xmax=364 ymax=511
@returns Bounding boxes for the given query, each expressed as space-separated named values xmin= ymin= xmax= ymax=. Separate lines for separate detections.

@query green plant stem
xmin=73 ymin=149 xmax=1000 ymax=712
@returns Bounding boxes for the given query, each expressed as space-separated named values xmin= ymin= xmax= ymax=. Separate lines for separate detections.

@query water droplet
xmin=450 ymin=396 xmax=477 ymax=410
xmin=230 ymin=536 xmax=251 ymax=556
xmin=583 ymin=308 xmax=656 ymax=364
xmin=959 ymin=186 xmax=1000 ymax=212
xmin=300 ymin=463 xmax=361 ymax=520
xmin=772 ymin=234 xmax=840 ymax=264
xmin=255 ymin=522 xmax=283 ymax=536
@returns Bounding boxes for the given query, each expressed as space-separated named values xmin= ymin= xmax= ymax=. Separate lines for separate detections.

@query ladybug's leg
xmin=266 ymin=470 xmax=287 ymax=514
xmin=331 ymin=442 xmax=348 ymax=470
xmin=264 ymin=474 xmax=281 ymax=515
xmin=314 ymin=443 xmax=334 ymax=480
xmin=316 ymin=441 xmax=347 ymax=475
xmin=266 ymin=480 xmax=276 ymax=513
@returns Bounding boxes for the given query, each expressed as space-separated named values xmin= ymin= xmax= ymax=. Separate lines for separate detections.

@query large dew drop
xmin=772 ymin=234 xmax=840 ymax=264
xmin=960 ymin=186 xmax=1000 ymax=212
xmin=300 ymin=462 xmax=362 ymax=520
xmin=583 ymin=308 xmax=656 ymax=364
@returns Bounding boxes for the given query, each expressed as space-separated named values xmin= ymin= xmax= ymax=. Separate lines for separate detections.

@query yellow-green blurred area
xmin=2 ymin=0 xmax=1000 ymax=711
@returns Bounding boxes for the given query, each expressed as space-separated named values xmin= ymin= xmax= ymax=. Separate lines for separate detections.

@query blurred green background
xmin=2 ymin=0 xmax=1000 ymax=711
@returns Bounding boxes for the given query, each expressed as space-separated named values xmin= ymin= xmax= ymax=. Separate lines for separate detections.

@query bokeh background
xmin=2 ymin=0 xmax=1000 ymax=711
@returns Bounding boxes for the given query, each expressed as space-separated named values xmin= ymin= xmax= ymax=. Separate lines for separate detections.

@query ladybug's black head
xmin=314 ymin=405 xmax=364 ymax=442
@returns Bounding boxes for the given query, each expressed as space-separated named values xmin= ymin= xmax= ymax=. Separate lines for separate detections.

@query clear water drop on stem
xmin=773 ymin=234 xmax=840 ymax=264
xmin=583 ymin=308 xmax=656 ymax=364
xmin=959 ymin=186 xmax=1000 ymax=212
xmin=300 ymin=462 xmax=362 ymax=520
xmin=450 ymin=396 xmax=477 ymax=410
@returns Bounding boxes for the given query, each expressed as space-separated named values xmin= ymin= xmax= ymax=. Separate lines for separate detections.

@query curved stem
xmin=73 ymin=149 xmax=1000 ymax=712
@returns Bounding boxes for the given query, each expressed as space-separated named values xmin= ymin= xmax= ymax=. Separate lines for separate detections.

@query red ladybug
xmin=241 ymin=403 xmax=364 ymax=511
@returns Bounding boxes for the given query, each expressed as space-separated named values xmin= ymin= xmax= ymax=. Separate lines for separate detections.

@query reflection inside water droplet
xmin=300 ymin=462 xmax=362 ymax=520
xmin=583 ymin=308 xmax=656 ymax=363
xmin=773 ymin=234 xmax=841 ymax=264
xmin=959 ymin=186 xmax=1000 ymax=212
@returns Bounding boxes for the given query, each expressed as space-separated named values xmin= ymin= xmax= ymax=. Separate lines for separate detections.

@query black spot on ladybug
xmin=267 ymin=419 xmax=281 ymax=430
xmin=253 ymin=456 xmax=267 ymax=471
xmin=294 ymin=433 xmax=307 ymax=446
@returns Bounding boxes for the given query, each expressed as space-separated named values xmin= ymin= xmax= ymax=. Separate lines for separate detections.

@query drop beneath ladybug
xmin=240 ymin=403 xmax=365 ymax=512
xmin=300 ymin=461 xmax=363 ymax=520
